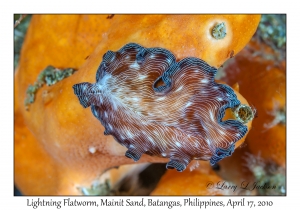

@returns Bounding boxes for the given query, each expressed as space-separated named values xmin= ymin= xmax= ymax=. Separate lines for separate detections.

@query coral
xmin=14 ymin=14 xmax=260 ymax=195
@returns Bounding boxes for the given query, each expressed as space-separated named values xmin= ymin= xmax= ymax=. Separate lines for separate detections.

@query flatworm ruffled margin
xmin=73 ymin=43 xmax=248 ymax=172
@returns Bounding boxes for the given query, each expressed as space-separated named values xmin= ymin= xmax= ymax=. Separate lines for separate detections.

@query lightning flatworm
xmin=73 ymin=43 xmax=248 ymax=172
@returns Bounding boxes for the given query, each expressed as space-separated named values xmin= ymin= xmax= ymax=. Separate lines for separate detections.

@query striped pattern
xmin=73 ymin=43 xmax=247 ymax=172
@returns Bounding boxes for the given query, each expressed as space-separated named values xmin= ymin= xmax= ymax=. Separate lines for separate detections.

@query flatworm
xmin=73 ymin=43 xmax=247 ymax=172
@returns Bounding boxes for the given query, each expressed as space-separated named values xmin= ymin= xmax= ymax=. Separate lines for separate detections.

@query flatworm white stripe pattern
xmin=73 ymin=43 xmax=247 ymax=172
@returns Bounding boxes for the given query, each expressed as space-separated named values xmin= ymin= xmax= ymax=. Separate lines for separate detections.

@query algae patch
xmin=258 ymin=14 xmax=286 ymax=49
xmin=212 ymin=22 xmax=227 ymax=40
xmin=25 ymin=66 xmax=76 ymax=110
xmin=80 ymin=179 xmax=112 ymax=196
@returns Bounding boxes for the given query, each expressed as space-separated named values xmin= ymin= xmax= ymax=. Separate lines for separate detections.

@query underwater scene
xmin=14 ymin=14 xmax=286 ymax=196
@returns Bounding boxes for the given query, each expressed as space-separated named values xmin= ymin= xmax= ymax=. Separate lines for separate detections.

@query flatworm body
xmin=73 ymin=43 xmax=247 ymax=172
